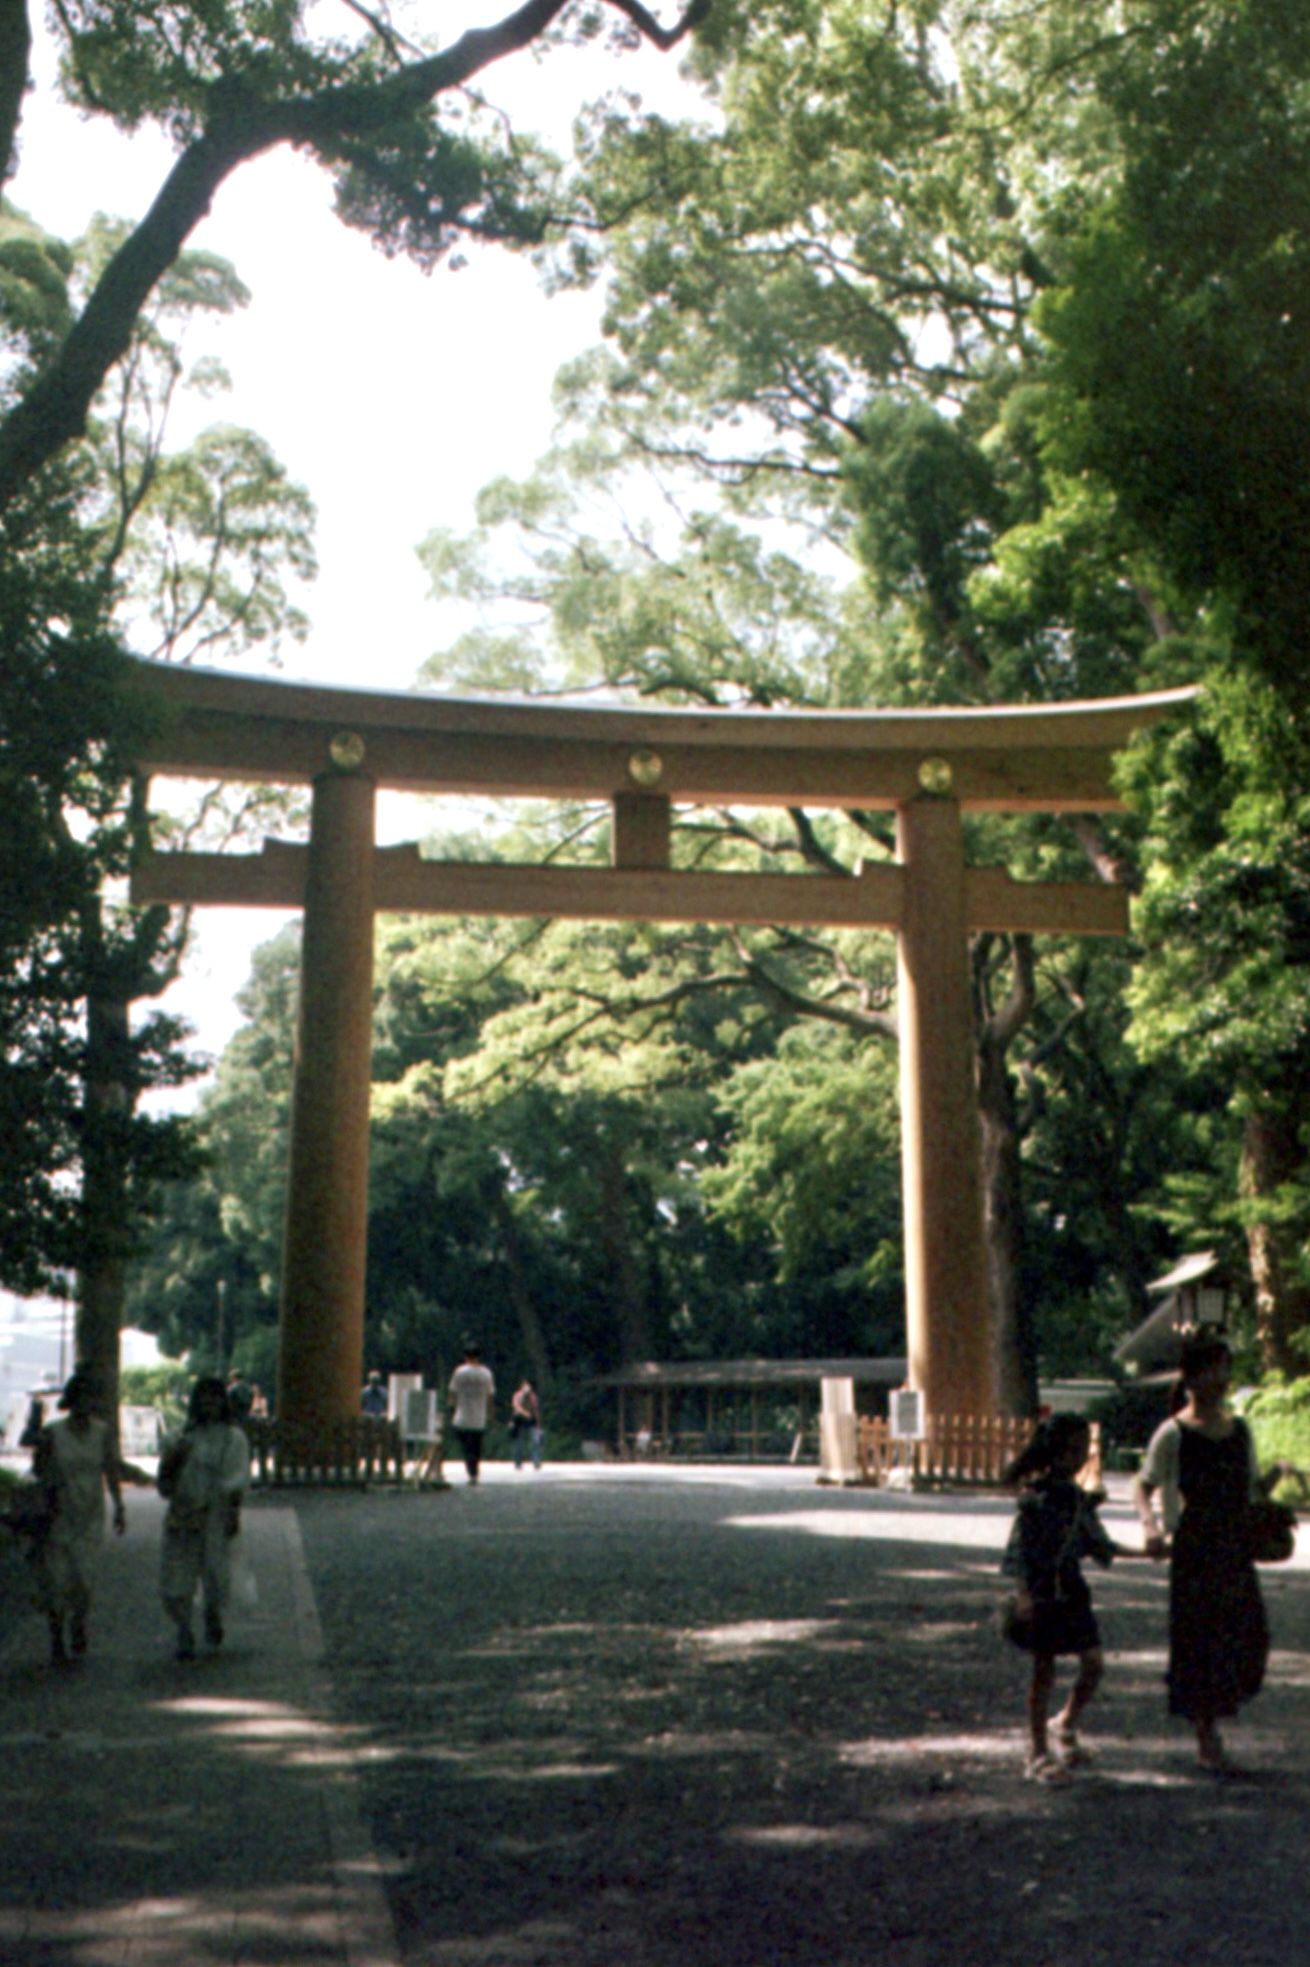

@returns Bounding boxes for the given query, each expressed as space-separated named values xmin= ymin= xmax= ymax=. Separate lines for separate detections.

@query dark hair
xmin=58 ymin=1368 xmax=98 ymax=1414
xmin=1178 ymin=1332 xmax=1231 ymax=1388
xmin=187 ymin=1375 xmax=231 ymax=1425
xmin=1002 ymin=1413 xmax=1091 ymax=1487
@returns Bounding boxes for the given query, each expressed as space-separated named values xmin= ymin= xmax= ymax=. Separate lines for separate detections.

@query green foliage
xmin=703 ymin=1024 xmax=904 ymax=1350
xmin=1243 ymin=1375 xmax=1310 ymax=1494
xmin=119 ymin=1360 xmax=192 ymax=1430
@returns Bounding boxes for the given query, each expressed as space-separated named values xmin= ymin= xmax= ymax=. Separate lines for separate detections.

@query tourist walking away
xmin=1001 ymin=1414 xmax=1117 ymax=1782
xmin=361 ymin=1369 xmax=389 ymax=1418
xmin=1135 ymin=1332 xmax=1291 ymax=1774
xmin=32 ymin=1369 xmax=126 ymax=1664
xmin=225 ymin=1369 xmax=255 ymax=1423
xmin=510 ymin=1378 xmax=543 ymax=1470
xmin=449 ymin=1345 xmax=495 ymax=1484
xmin=158 ymin=1376 xmax=251 ymax=1660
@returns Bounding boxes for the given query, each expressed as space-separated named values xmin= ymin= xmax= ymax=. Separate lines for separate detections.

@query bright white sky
xmin=10 ymin=9 xmax=702 ymax=1078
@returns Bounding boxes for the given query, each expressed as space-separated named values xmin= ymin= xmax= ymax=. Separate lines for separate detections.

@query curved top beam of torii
xmin=127 ymin=659 xmax=1197 ymax=813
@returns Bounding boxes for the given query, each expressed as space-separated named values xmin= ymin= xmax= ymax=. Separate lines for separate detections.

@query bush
xmin=120 ymin=1363 xmax=193 ymax=1434
xmin=1239 ymin=1375 xmax=1310 ymax=1495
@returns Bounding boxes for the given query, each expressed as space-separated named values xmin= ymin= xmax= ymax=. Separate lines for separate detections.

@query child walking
xmin=1001 ymin=1415 xmax=1117 ymax=1782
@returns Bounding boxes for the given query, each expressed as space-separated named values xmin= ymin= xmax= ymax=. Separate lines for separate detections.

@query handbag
xmin=3 ymin=1479 xmax=56 ymax=1545
xmin=1247 ymin=1497 xmax=1297 ymax=1564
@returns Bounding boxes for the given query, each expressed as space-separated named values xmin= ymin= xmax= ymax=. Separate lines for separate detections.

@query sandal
xmin=1053 ymin=1724 xmax=1094 ymax=1767
xmin=1025 ymin=1753 xmax=1071 ymax=1785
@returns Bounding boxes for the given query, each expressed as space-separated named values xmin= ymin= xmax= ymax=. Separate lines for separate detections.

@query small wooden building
xmin=600 ymin=1357 xmax=908 ymax=1461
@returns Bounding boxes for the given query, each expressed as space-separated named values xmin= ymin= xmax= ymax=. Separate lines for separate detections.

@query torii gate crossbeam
xmin=128 ymin=661 xmax=1193 ymax=1429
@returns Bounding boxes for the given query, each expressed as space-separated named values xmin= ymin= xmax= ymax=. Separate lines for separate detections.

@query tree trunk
xmin=598 ymin=1144 xmax=649 ymax=1366
xmin=976 ymin=1027 xmax=1039 ymax=1417
xmin=488 ymin=1176 xmax=552 ymax=1388
xmin=972 ymin=935 xmax=1040 ymax=1418
xmin=77 ymin=979 xmax=133 ymax=1445
xmin=1241 ymin=1100 xmax=1310 ymax=1376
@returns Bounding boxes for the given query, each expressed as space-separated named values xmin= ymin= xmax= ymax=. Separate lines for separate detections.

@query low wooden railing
xmin=245 ymin=1416 xmax=405 ymax=1487
xmin=857 ymin=1413 xmax=1102 ymax=1490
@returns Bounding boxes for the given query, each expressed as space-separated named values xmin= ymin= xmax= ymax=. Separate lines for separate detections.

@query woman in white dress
xmin=158 ymin=1376 xmax=251 ymax=1660
xmin=33 ymin=1369 xmax=126 ymax=1663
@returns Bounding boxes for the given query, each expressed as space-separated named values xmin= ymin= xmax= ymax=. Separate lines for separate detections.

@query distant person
xmin=226 ymin=1370 xmax=255 ymax=1423
xmin=360 ymin=1370 xmax=389 ymax=1418
xmin=1135 ymin=1332 xmax=1292 ymax=1774
xmin=448 ymin=1345 xmax=495 ymax=1485
xmin=32 ymin=1369 xmax=126 ymax=1664
xmin=19 ymin=1393 xmax=46 ymax=1450
xmin=248 ymin=1382 xmax=269 ymax=1420
xmin=158 ymin=1376 xmax=250 ymax=1661
xmin=1000 ymin=1415 xmax=1118 ymax=1782
xmin=510 ymin=1378 xmax=543 ymax=1471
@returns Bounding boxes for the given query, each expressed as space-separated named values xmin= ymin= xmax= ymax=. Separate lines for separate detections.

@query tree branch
xmin=0 ymin=0 xmax=710 ymax=511
xmin=0 ymin=0 xmax=30 ymax=186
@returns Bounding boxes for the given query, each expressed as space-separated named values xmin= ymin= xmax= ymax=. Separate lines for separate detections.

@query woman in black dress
xmin=1136 ymin=1334 xmax=1288 ymax=1773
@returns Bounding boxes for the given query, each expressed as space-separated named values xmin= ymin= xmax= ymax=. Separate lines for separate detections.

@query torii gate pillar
xmin=277 ymin=768 xmax=376 ymax=1431
xmin=896 ymin=794 xmax=991 ymax=1416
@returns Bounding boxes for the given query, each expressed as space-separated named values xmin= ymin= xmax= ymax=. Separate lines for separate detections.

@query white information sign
xmin=889 ymin=1388 xmax=925 ymax=1441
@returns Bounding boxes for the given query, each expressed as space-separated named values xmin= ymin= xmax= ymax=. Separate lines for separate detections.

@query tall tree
xmin=1 ymin=206 xmax=316 ymax=1419
xmin=0 ymin=0 xmax=709 ymax=514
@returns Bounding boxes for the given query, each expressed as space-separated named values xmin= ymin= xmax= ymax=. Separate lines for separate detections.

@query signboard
xmin=402 ymin=1387 xmax=439 ymax=1445
xmin=120 ymin=1405 xmax=163 ymax=1456
xmin=889 ymin=1388 xmax=925 ymax=1442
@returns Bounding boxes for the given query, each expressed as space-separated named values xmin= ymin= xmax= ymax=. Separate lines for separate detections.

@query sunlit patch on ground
xmin=901 ymin=1621 xmax=985 ymax=1642
xmin=679 ymin=1617 xmax=832 ymax=1656
xmin=0 ymin=1885 xmax=346 ymax=1962
xmin=635 ymin=1728 xmax=774 ymax=1757
xmin=1266 ymin=1647 xmax=1310 ymax=1687
xmin=840 ymin=1730 xmax=1021 ymax=1765
xmin=729 ymin=1822 xmax=886 ymax=1849
xmin=724 ymin=1509 xmax=1010 ymax=1549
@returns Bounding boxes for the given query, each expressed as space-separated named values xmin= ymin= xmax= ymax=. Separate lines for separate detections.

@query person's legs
xmin=162 ymin=1525 xmax=202 ymax=1658
xmin=68 ymin=1577 xmax=91 ymax=1657
xmin=459 ymin=1428 xmax=483 ymax=1482
xmin=1053 ymin=1646 xmax=1103 ymax=1762
xmin=1196 ymin=1715 xmax=1228 ymax=1769
xmin=531 ymin=1426 xmax=543 ymax=1470
xmin=1027 ymin=1653 xmax=1057 ymax=1763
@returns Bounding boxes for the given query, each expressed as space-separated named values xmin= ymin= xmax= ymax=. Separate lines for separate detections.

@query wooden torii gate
xmin=128 ymin=660 xmax=1192 ymax=1431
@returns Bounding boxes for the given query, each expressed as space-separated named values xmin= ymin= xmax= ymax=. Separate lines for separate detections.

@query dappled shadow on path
xmin=0 ymin=1498 xmax=386 ymax=1967
xmin=298 ymin=1479 xmax=1310 ymax=1967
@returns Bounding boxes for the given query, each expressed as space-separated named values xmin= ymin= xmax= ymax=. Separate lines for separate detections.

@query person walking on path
xmin=509 ymin=1379 xmax=543 ymax=1471
xmin=1135 ymin=1331 xmax=1291 ymax=1775
xmin=1001 ymin=1414 xmax=1118 ymax=1783
xmin=158 ymin=1376 xmax=250 ymax=1660
xmin=449 ymin=1346 xmax=495 ymax=1484
xmin=32 ymin=1368 xmax=126 ymax=1664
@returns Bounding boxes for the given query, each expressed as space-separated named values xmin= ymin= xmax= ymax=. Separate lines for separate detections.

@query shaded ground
xmin=295 ymin=1468 xmax=1310 ymax=1967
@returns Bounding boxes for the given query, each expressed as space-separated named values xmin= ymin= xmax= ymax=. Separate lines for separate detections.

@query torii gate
xmin=128 ymin=660 xmax=1192 ymax=1430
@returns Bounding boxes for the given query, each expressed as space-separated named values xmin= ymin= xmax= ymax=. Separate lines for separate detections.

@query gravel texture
xmin=294 ymin=1466 xmax=1310 ymax=1967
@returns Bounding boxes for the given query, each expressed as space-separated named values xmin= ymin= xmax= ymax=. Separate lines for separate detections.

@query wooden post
xmin=896 ymin=794 xmax=992 ymax=1418
xmin=277 ymin=769 xmax=377 ymax=1432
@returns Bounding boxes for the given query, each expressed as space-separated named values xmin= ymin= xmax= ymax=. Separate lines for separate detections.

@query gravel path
xmin=294 ymin=1466 xmax=1310 ymax=1967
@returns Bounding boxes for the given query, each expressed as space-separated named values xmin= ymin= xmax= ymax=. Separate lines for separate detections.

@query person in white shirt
xmin=158 ymin=1376 xmax=250 ymax=1659
xmin=448 ymin=1345 xmax=495 ymax=1484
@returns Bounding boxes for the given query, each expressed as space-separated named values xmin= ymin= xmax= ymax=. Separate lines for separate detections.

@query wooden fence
xmin=246 ymin=1416 xmax=405 ymax=1487
xmin=856 ymin=1412 xmax=1103 ymax=1490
